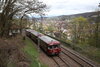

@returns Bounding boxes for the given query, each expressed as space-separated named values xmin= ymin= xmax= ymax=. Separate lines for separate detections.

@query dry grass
xmin=0 ymin=35 xmax=30 ymax=67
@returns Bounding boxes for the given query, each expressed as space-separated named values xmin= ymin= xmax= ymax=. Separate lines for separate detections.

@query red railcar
xmin=26 ymin=29 xmax=43 ymax=43
xmin=39 ymin=36 xmax=61 ymax=55
xmin=26 ymin=29 xmax=32 ymax=37
xmin=26 ymin=29 xmax=61 ymax=55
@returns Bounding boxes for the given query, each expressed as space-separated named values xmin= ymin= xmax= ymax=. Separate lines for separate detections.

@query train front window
xmin=48 ymin=45 xmax=60 ymax=49
xmin=48 ymin=46 xmax=52 ymax=49
xmin=54 ymin=45 xmax=60 ymax=49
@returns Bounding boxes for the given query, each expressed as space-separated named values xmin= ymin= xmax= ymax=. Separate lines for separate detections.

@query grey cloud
xmin=41 ymin=0 xmax=100 ymax=16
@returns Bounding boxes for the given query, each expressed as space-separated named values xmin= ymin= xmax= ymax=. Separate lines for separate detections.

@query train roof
xmin=26 ymin=29 xmax=60 ymax=45
xmin=30 ymin=30 xmax=39 ymax=36
xmin=26 ymin=29 xmax=32 ymax=32
xmin=26 ymin=29 xmax=44 ymax=37
xmin=39 ymin=36 xmax=60 ymax=46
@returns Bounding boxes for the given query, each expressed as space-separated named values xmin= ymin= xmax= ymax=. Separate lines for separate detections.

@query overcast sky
xmin=39 ymin=0 xmax=100 ymax=17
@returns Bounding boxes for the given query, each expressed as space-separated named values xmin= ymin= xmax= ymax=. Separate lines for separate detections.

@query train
xmin=26 ymin=29 xmax=61 ymax=55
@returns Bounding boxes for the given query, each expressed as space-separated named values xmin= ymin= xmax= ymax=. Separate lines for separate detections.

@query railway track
xmin=27 ymin=35 xmax=99 ymax=67
xmin=52 ymin=56 xmax=70 ymax=67
xmin=61 ymin=46 xmax=98 ymax=67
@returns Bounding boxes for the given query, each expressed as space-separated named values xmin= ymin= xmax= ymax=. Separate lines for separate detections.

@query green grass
xmin=79 ymin=45 xmax=100 ymax=63
xmin=23 ymin=37 xmax=48 ymax=67
xmin=65 ymin=41 xmax=100 ymax=64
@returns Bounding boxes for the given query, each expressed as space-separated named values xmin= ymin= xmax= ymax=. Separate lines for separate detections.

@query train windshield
xmin=48 ymin=45 xmax=60 ymax=49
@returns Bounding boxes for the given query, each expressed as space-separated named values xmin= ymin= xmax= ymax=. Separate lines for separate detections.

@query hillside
xmin=43 ymin=11 xmax=98 ymax=21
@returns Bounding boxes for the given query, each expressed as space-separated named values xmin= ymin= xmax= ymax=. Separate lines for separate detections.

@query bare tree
xmin=0 ymin=0 xmax=47 ymax=37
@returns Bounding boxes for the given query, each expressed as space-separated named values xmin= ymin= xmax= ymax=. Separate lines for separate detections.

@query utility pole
xmin=40 ymin=15 xmax=43 ymax=32
xmin=37 ymin=32 xmax=41 ymax=67
xmin=40 ymin=13 xmax=45 ymax=33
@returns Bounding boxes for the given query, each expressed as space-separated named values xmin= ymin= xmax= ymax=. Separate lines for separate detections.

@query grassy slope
xmin=77 ymin=44 xmax=100 ymax=63
xmin=23 ymin=37 xmax=47 ymax=67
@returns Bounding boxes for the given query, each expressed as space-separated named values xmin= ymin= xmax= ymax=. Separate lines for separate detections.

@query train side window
xmin=53 ymin=45 xmax=60 ymax=48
